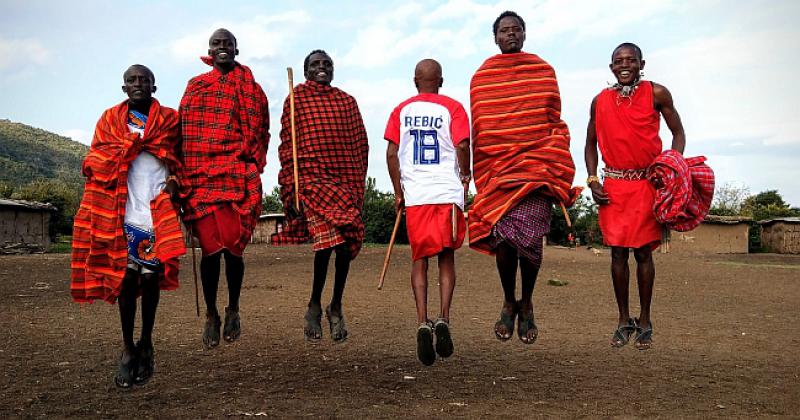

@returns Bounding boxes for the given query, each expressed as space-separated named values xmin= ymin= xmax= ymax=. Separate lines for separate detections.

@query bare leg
xmin=610 ymin=246 xmax=631 ymax=326
xmin=633 ymin=246 xmax=655 ymax=328
xmin=118 ymin=268 xmax=139 ymax=351
xmin=437 ymin=249 xmax=456 ymax=321
xmin=518 ymin=256 xmax=540 ymax=314
xmin=411 ymin=257 xmax=429 ymax=324
xmin=310 ymin=247 xmax=333 ymax=307
xmin=139 ymin=272 xmax=160 ymax=345
xmin=330 ymin=244 xmax=351 ymax=313
xmin=223 ymin=251 xmax=244 ymax=312
xmin=494 ymin=242 xmax=518 ymax=339
xmin=200 ymin=253 xmax=222 ymax=316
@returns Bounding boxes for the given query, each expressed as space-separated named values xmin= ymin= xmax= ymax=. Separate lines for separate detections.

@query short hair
xmin=123 ymin=64 xmax=155 ymax=84
xmin=209 ymin=28 xmax=237 ymax=47
xmin=493 ymin=11 xmax=525 ymax=36
xmin=304 ymin=49 xmax=331 ymax=72
xmin=612 ymin=42 xmax=643 ymax=60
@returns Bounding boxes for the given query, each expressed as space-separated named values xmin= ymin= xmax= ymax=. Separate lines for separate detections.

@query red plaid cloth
xmin=179 ymin=57 xmax=269 ymax=246
xmin=648 ymin=150 xmax=715 ymax=232
xmin=71 ymin=99 xmax=184 ymax=303
xmin=271 ymin=81 xmax=369 ymax=258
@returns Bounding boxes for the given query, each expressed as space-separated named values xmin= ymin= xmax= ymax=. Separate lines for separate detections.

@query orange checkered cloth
xmin=71 ymin=99 xmax=185 ymax=303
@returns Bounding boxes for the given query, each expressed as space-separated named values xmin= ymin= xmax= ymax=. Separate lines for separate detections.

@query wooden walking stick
xmin=559 ymin=201 xmax=577 ymax=249
xmin=451 ymin=203 xmax=458 ymax=243
xmin=377 ymin=210 xmax=403 ymax=290
xmin=287 ymin=67 xmax=300 ymax=211
xmin=188 ymin=224 xmax=200 ymax=317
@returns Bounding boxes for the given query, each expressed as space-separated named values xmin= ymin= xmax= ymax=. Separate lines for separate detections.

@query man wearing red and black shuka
xmin=179 ymin=28 xmax=269 ymax=350
xmin=585 ymin=42 xmax=687 ymax=350
xmin=272 ymin=50 xmax=368 ymax=343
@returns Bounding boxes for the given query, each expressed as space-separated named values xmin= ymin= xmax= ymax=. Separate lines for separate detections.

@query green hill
xmin=0 ymin=119 xmax=88 ymax=189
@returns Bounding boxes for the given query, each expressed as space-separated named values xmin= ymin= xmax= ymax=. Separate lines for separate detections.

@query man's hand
xmin=393 ymin=194 xmax=405 ymax=214
xmin=164 ymin=178 xmax=180 ymax=202
xmin=589 ymin=181 xmax=610 ymax=205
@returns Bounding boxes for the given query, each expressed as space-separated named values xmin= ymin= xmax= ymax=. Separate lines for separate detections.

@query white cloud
xmin=60 ymin=128 xmax=92 ymax=145
xmin=168 ymin=10 xmax=311 ymax=66
xmin=0 ymin=37 xmax=50 ymax=70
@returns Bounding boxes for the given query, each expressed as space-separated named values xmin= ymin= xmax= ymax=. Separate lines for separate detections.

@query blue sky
xmin=2 ymin=0 xmax=799 ymax=206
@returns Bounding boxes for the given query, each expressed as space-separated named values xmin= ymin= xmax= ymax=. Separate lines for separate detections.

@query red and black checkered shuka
xmin=179 ymin=58 xmax=270 ymax=244
xmin=271 ymin=81 xmax=369 ymax=258
xmin=648 ymin=149 xmax=715 ymax=232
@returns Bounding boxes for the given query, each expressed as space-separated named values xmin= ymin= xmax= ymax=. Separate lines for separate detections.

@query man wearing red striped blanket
xmin=71 ymin=65 xmax=185 ymax=388
xmin=469 ymin=11 xmax=581 ymax=345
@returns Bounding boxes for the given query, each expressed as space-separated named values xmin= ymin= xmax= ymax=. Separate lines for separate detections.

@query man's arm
xmin=584 ymin=96 xmax=609 ymax=204
xmin=386 ymin=141 xmax=403 ymax=213
xmin=653 ymin=83 xmax=686 ymax=154
xmin=456 ymin=137 xmax=471 ymax=189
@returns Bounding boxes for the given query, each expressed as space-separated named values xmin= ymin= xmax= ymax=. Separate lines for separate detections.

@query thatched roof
xmin=703 ymin=215 xmax=752 ymax=224
xmin=0 ymin=198 xmax=57 ymax=211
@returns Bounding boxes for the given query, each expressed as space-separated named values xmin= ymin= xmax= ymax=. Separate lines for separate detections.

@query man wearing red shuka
xmin=385 ymin=59 xmax=470 ymax=366
xmin=179 ymin=28 xmax=269 ymax=350
xmin=584 ymin=42 xmax=686 ymax=350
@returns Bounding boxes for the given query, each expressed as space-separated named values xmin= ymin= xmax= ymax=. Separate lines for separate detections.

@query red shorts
xmin=405 ymin=204 xmax=466 ymax=261
xmin=192 ymin=205 xmax=245 ymax=257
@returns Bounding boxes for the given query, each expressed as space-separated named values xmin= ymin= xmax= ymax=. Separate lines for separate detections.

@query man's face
xmin=122 ymin=67 xmax=154 ymax=104
xmin=305 ymin=52 xmax=333 ymax=86
xmin=208 ymin=31 xmax=238 ymax=67
xmin=610 ymin=47 xmax=644 ymax=86
xmin=495 ymin=16 xmax=525 ymax=54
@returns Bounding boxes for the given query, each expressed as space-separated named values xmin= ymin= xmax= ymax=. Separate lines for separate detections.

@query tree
xmin=549 ymin=195 xmax=601 ymax=246
xmin=362 ymin=177 xmax=408 ymax=244
xmin=742 ymin=190 xmax=798 ymax=221
xmin=262 ymin=186 xmax=283 ymax=213
xmin=11 ymin=178 xmax=79 ymax=239
xmin=710 ymin=182 xmax=750 ymax=216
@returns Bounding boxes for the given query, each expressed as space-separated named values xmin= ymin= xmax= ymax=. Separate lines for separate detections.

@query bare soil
xmin=1 ymin=245 xmax=798 ymax=418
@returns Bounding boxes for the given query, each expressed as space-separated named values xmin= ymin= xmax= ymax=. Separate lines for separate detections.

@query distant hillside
xmin=0 ymin=119 xmax=88 ymax=189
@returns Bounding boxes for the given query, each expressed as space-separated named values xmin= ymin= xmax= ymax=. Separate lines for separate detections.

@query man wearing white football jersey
xmin=385 ymin=59 xmax=471 ymax=366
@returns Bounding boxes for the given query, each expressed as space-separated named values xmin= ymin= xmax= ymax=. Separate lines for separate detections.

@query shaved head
xmin=123 ymin=64 xmax=154 ymax=84
xmin=414 ymin=59 xmax=442 ymax=93
xmin=209 ymin=28 xmax=237 ymax=47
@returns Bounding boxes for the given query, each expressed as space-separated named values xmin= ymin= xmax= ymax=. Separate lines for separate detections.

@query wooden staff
xmin=188 ymin=225 xmax=200 ymax=317
xmin=451 ymin=204 xmax=458 ymax=243
xmin=377 ymin=210 xmax=403 ymax=290
xmin=559 ymin=201 xmax=577 ymax=248
xmin=287 ymin=67 xmax=300 ymax=211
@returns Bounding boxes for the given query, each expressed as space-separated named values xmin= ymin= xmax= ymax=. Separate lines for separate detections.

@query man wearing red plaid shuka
xmin=179 ymin=28 xmax=269 ymax=350
xmin=273 ymin=50 xmax=368 ymax=343
xmin=584 ymin=43 xmax=686 ymax=350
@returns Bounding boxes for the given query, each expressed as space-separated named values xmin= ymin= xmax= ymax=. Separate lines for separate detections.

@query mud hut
xmin=0 ymin=198 xmax=57 ymax=253
xmin=668 ymin=215 xmax=751 ymax=254
xmin=251 ymin=213 xmax=285 ymax=244
xmin=758 ymin=217 xmax=800 ymax=254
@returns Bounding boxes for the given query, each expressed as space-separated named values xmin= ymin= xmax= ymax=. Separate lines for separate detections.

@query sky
xmin=2 ymin=0 xmax=799 ymax=207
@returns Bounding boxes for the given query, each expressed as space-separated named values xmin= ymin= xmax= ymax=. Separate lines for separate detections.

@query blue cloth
xmin=123 ymin=223 xmax=160 ymax=268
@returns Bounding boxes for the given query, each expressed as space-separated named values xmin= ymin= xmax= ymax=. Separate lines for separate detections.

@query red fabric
xmin=271 ymin=81 xmax=369 ymax=258
xmin=595 ymin=82 xmax=663 ymax=168
xmin=71 ymin=99 xmax=184 ymax=303
xmin=192 ymin=204 xmax=245 ymax=257
xmin=179 ymin=58 xmax=269 ymax=247
xmin=648 ymin=149 xmax=715 ymax=232
xmin=468 ymin=52 xmax=581 ymax=255
xmin=595 ymin=82 xmax=663 ymax=249
xmin=307 ymin=212 xmax=346 ymax=252
xmin=405 ymin=204 xmax=466 ymax=261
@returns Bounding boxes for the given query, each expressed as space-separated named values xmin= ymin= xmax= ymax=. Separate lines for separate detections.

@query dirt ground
xmin=0 ymin=244 xmax=798 ymax=419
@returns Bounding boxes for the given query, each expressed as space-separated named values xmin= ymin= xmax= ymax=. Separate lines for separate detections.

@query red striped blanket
xmin=71 ymin=99 xmax=185 ymax=303
xmin=468 ymin=52 xmax=581 ymax=254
